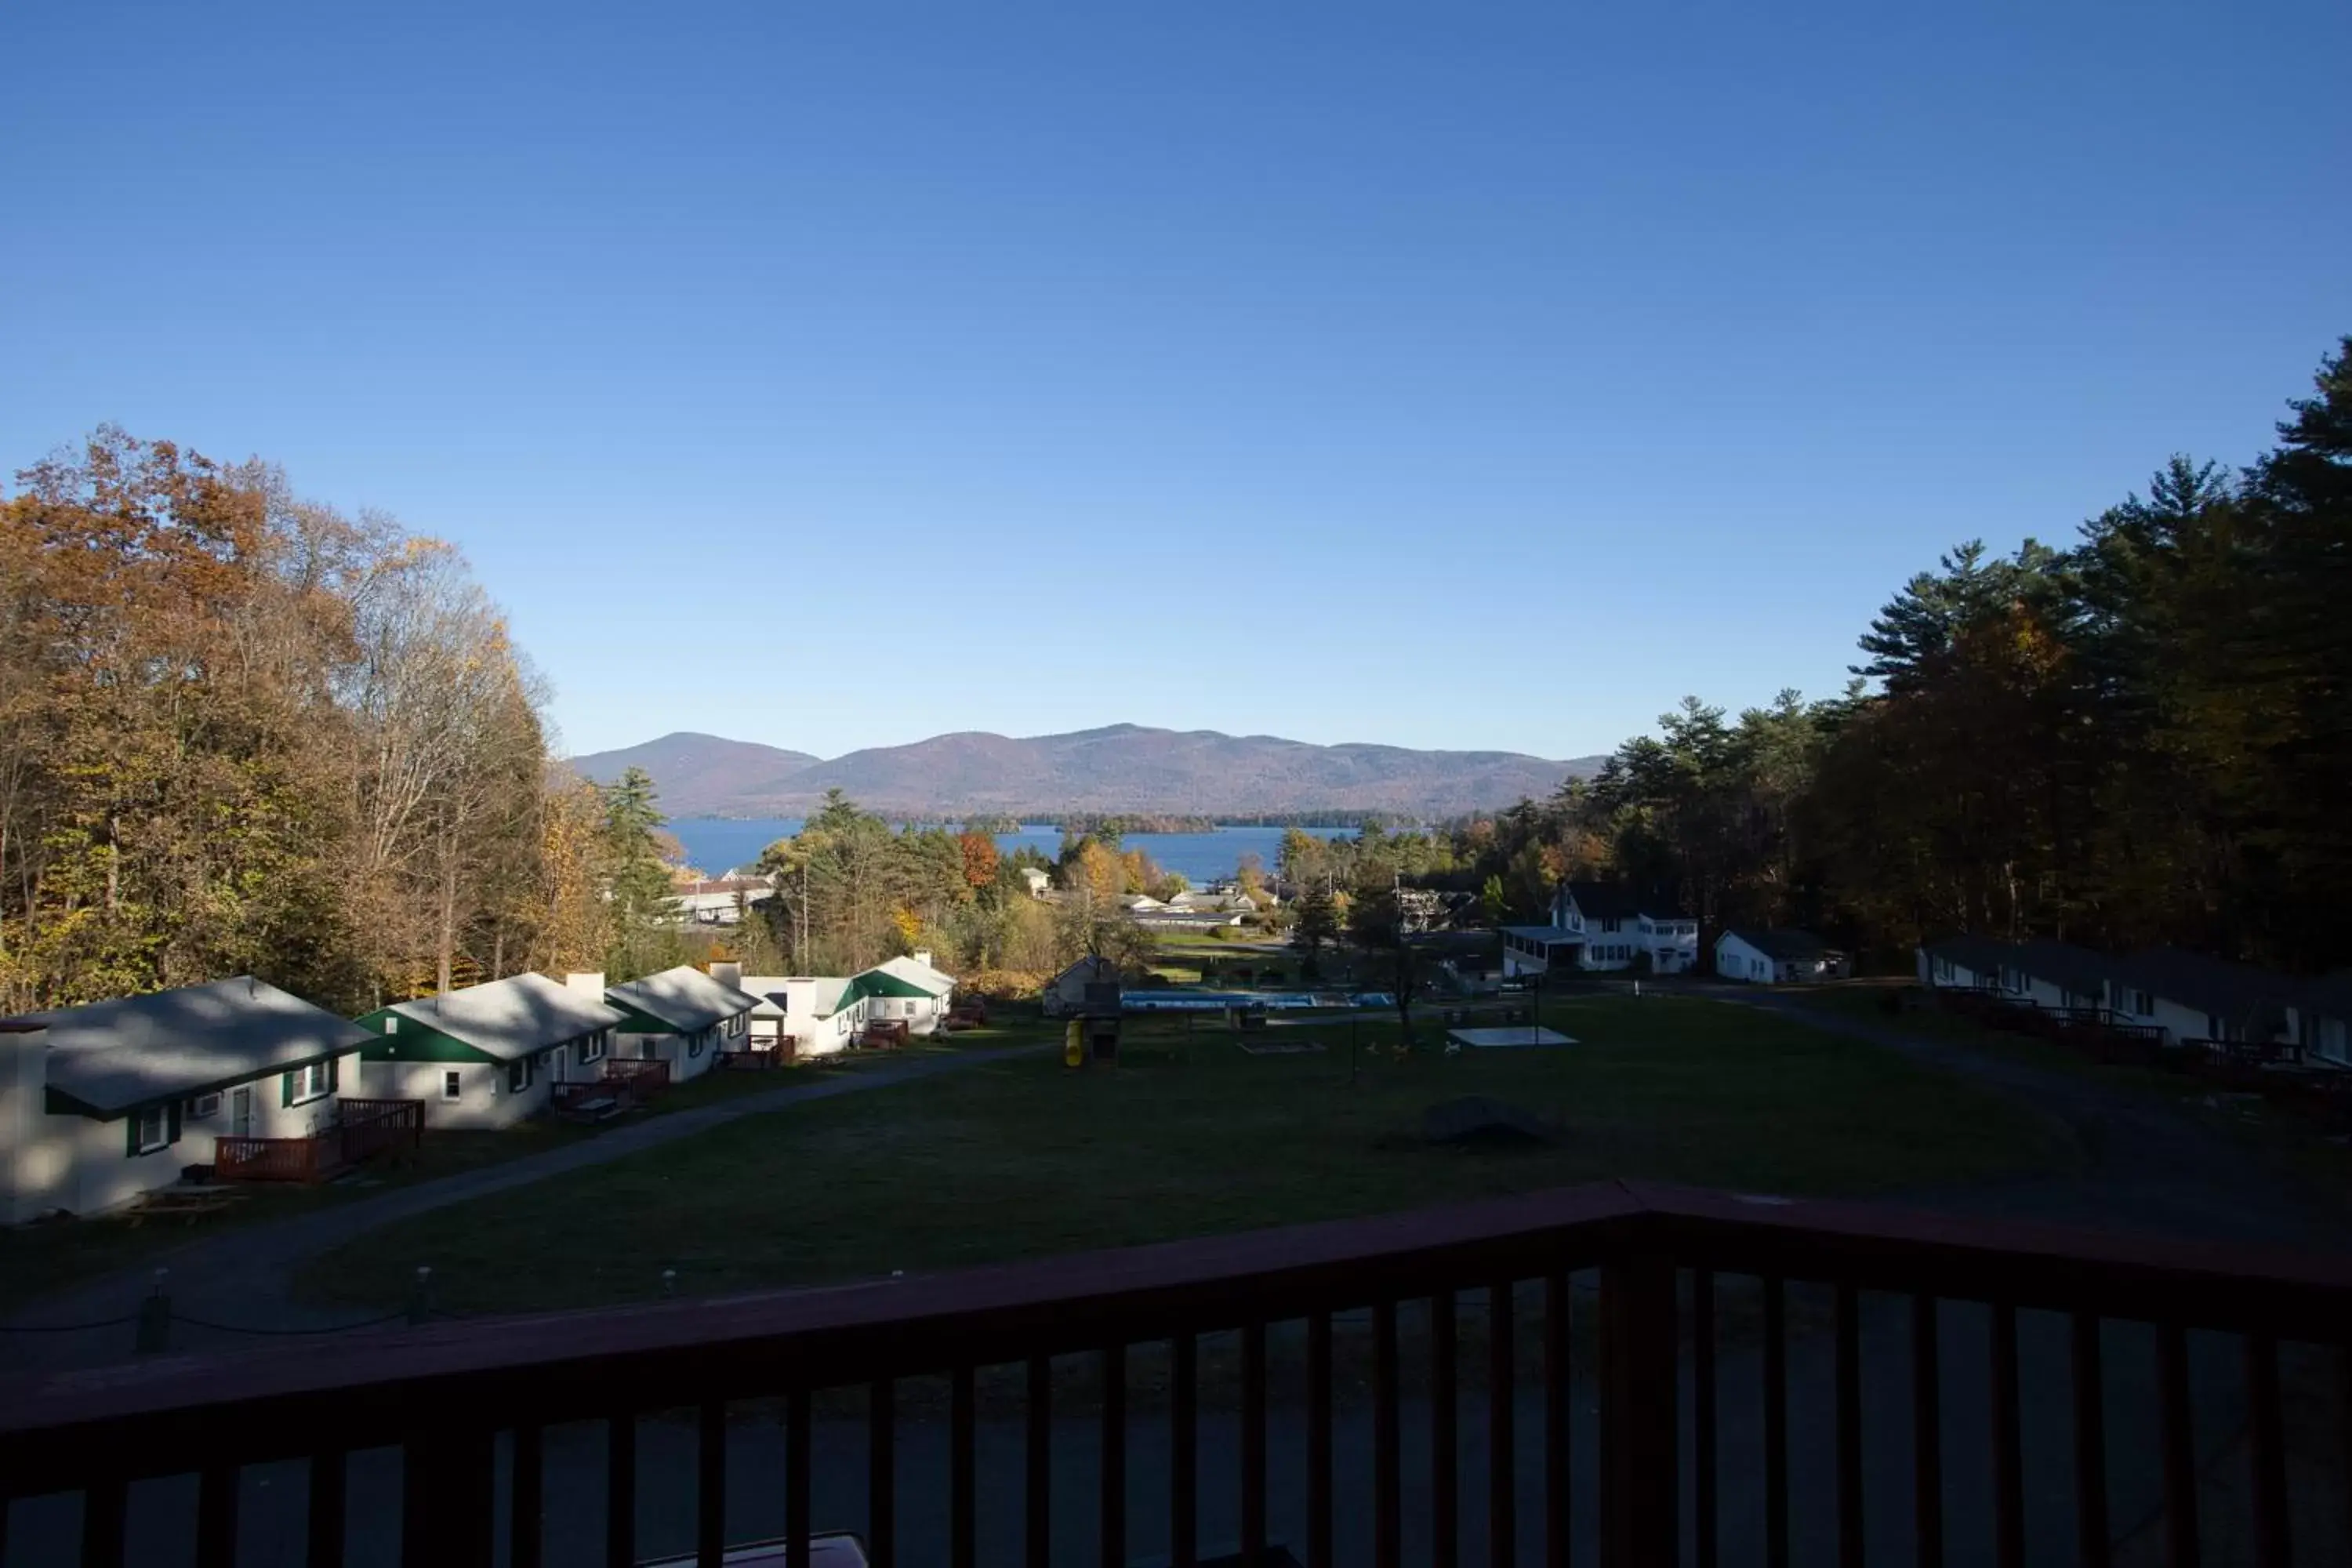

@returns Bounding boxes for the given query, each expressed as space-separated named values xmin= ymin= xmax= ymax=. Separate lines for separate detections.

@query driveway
xmin=1 ymin=1043 xmax=1048 ymax=1374
xmin=1717 ymin=985 xmax=2352 ymax=1251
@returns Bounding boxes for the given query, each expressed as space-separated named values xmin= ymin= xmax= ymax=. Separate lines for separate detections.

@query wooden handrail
xmin=7 ymin=1178 xmax=2352 ymax=1508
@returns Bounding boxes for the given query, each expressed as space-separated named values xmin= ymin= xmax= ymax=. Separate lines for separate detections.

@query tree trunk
xmin=436 ymin=826 xmax=458 ymax=995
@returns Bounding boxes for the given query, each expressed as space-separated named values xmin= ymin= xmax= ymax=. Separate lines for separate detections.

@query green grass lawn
xmin=297 ymin=995 xmax=2076 ymax=1316
xmin=1790 ymin=984 xmax=2208 ymax=1099
xmin=0 ymin=1116 xmax=602 ymax=1316
xmin=1788 ymin=982 xmax=2352 ymax=1214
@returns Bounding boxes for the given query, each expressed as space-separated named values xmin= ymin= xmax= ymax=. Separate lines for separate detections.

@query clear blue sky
xmin=5 ymin=2 xmax=2346 ymax=762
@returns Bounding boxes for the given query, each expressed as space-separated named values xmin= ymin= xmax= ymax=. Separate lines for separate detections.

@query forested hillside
xmin=0 ymin=430 xmax=689 ymax=1013
xmin=1443 ymin=336 xmax=2352 ymax=971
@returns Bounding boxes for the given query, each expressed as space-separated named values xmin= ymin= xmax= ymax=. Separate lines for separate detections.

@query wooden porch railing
xmin=603 ymin=1057 xmax=672 ymax=1095
xmin=213 ymin=1098 xmax=425 ymax=1185
xmin=5 ymin=1181 xmax=2352 ymax=1567
xmin=210 ymin=1133 xmax=326 ymax=1184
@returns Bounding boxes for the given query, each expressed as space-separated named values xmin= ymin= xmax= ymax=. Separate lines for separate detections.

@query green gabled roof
xmin=353 ymin=1010 xmax=499 ymax=1065
xmin=848 ymin=970 xmax=936 ymax=1001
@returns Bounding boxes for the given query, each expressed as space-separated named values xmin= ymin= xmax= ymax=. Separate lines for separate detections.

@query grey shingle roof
xmin=1722 ymin=928 xmax=1833 ymax=963
xmin=2009 ymin=939 xmax=2118 ymax=998
xmin=2113 ymin=948 xmax=2307 ymax=1032
xmin=15 ymin=978 xmax=376 ymax=1116
xmin=1921 ymin=934 xmax=2016 ymax=978
xmin=606 ymin=966 xmax=759 ymax=1033
xmin=1564 ymin=881 xmax=1690 ymax=921
xmin=386 ymin=973 xmax=626 ymax=1062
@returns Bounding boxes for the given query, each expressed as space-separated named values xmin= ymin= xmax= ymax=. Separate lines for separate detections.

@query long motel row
xmin=0 ymin=953 xmax=958 ymax=1221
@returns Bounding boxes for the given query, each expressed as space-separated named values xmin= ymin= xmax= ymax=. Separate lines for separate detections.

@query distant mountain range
xmin=570 ymin=725 xmax=1606 ymax=818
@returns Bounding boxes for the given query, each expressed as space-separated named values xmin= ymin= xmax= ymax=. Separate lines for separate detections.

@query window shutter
xmin=328 ymin=1054 xmax=340 ymax=1093
xmin=281 ymin=1072 xmax=295 ymax=1108
xmin=127 ymin=1116 xmax=140 ymax=1157
xmin=167 ymin=1102 xmax=182 ymax=1144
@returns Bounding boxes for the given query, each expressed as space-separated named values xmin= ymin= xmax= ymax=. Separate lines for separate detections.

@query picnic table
xmin=120 ymin=1189 xmax=248 ymax=1226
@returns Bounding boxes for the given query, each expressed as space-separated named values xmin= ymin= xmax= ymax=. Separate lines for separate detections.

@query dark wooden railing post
xmin=1763 ymin=1278 xmax=1789 ymax=1568
xmin=2246 ymin=1333 xmax=2290 ymax=1568
xmin=2158 ymin=1324 xmax=2200 ymax=1568
xmin=869 ymin=1381 xmax=897 ymax=1568
xmin=698 ymin=1400 xmax=727 ymax=1568
xmin=1599 ymin=1253 xmax=1676 ymax=1568
xmin=1990 ymin=1303 xmax=2024 ymax=1568
xmin=1025 ymin=1359 xmax=1050 ymax=1568
xmin=1102 ymin=1345 xmax=1127 ymax=1568
xmin=404 ymin=1427 xmax=493 ymax=1568
xmin=81 ymin=1475 xmax=125 ymax=1568
xmin=197 ymin=1462 xmax=238 ymax=1568
xmin=1693 ymin=1270 xmax=1717 ymax=1568
xmin=786 ymin=1390 xmax=812 ymax=1568
xmin=508 ymin=1428 xmax=540 ymax=1568
xmin=1490 ymin=1278 xmax=1518 ymax=1568
xmin=1912 ymin=1296 xmax=1942 ymax=1568
xmin=1242 ymin=1322 xmax=1267 ymax=1562
xmin=1375 ymin=1299 xmax=1401 ymax=1568
xmin=952 ymin=1365 xmax=977 ymax=1568
xmin=1544 ymin=1270 xmax=1570 ymax=1568
xmin=2071 ymin=1314 xmax=2111 ymax=1568
xmin=1173 ymin=1334 xmax=1200 ymax=1568
xmin=1307 ymin=1312 xmax=1332 ymax=1568
xmin=1432 ymin=1295 xmax=1457 ymax=1568
xmin=604 ymin=1414 xmax=636 ymax=1568
xmin=307 ymin=1450 xmax=348 ymax=1568
xmin=1836 ymin=1285 xmax=1863 ymax=1568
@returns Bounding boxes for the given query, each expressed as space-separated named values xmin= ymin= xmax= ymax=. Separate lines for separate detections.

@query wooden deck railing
xmin=603 ymin=1057 xmax=672 ymax=1095
xmin=213 ymin=1099 xmax=424 ymax=1185
xmin=210 ymin=1133 xmax=326 ymax=1184
xmin=5 ymin=1181 xmax=2351 ymax=1567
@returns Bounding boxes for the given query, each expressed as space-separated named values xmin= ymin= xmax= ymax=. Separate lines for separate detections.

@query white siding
xmin=361 ymin=1054 xmax=550 ymax=1131
xmin=2 ymin=1042 xmax=368 ymax=1221
xmin=1715 ymin=934 xmax=1771 ymax=984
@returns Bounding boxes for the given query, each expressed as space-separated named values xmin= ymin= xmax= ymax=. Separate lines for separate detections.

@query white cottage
xmin=855 ymin=953 xmax=958 ymax=1036
xmin=2 ymin=978 xmax=375 ymax=1222
xmin=1715 ymin=928 xmax=1849 ymax=984
xmin=744 ymin=976 xmax=867 ymax=1058
xmin=604 ymin=966 xmax=758 ymax=1083
xmin=1042 ymin=955 xmax=1123 ymax=1018
xmin=357 ymin=973 xmax=626 ymax=1129
xmin=1501 ymin=882 xmax=1700 ymax=978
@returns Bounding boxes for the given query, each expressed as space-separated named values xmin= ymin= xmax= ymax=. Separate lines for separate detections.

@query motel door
xmin=231 ymin=1086 xmax=254 ymax=1137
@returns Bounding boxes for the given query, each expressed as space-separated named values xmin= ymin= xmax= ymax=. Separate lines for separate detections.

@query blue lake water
xmin=666 ymin=820 xmax=1355 ymax=884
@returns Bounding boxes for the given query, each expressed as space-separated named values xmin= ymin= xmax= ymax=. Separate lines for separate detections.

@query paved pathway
xmin=0 ymin=1043 xmax=1048 ymax=1373
xmin=1717 ymin=985 xmax=2352 ymax=1250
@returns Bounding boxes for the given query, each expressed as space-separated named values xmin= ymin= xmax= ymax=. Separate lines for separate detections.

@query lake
xmin=666 ymin=819 xmax=1356 ymax=885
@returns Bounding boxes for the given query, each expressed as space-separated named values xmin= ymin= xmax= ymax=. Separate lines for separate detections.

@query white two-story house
xmin=1500 ymin=882 xmax=1700 ymax=978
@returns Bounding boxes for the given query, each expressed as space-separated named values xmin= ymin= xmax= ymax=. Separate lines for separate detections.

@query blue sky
xmin=5 ymin=2 xmax=2346 ymax=761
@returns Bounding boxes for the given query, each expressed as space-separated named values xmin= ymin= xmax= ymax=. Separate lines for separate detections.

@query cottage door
xmin=230 ymin=1087 xmax=254 ymax=1137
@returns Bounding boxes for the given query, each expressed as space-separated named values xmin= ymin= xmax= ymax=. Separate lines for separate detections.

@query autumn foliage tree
xmin=0 ymin=429 xmax=612 ymax=1011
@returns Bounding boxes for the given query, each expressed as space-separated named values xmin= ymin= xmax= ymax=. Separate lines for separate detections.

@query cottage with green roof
xmin=2 ymin=978 xmax=376 ymax=1221
xmin=602 ymin=965 xmax=757 ymax=1083
xmin=354 ymin=973 xmax=626 ymax=1129
xmin=722 ymin=950 xmax=957 ymax=1060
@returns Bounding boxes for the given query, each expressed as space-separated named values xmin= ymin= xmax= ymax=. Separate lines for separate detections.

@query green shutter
xmin=127 ymin=1116 xmax=140 ymax=1157
xmin=167 ymin=1102 xmax=182 ymax=1145
xmin=328 ymin=1054 xmax=340 ymax=1092
xmin=281 ymin=1072 xmax=295 ymax=1109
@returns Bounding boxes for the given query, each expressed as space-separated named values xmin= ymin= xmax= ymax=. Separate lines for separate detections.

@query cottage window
xmin=442 ymin=1070 xmax=463 ymax=1101
xmin=507 ymin=1058 xmax=530 ymax=1094
xmin=688 ymin=1032 xmax=704 ymax=1058
xmin=286 ymin=1059 xmax=332 ymax=1107
xmin=580 ymin=1030 xmax=608 ymax=1065
xmin=188 ymin=1093 xmax=221 ymax=1120
xmin=132 ymin=1106 xmax=169 ymax=1155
